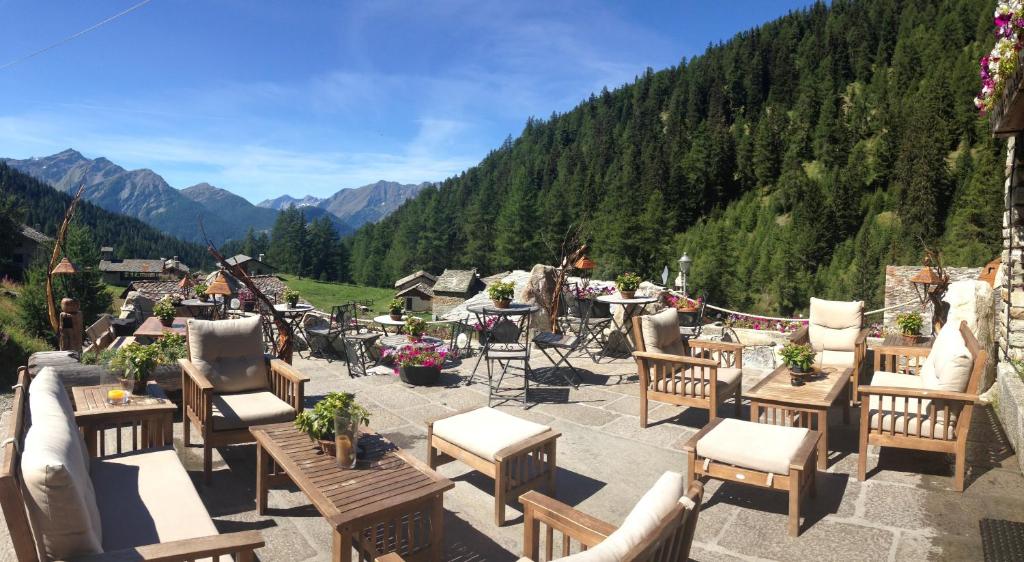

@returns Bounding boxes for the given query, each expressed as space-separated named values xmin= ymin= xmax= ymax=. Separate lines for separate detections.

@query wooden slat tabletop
xmin=744 ymin=365 xmax=851 ymax=408
xmin=133 ymin=316 xmax=189 ymax=338
xmin=251 ymin=422 xmax=453 ymax=529
xmin=72 ymin=384 xmax=176 ymax=416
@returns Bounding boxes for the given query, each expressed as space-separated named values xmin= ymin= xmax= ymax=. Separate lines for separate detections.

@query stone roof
xmin=19 ymin=225 xmax=52 ymax=244
xmin=99 ymin=259 xmax=165 ymax=273
xmin=202 ymin=272 xmax=287 ymax=298
xmin=433 ymin=269 xmax=479 ymax=294
xmin=226 ymin=254 xmax=275 ymax=270
xmin=480 ymin=271 xmax=511 ymax=285
xmin=164 ymin=258 xmax=190 ymax=273
xmin=394 ymin=270 xmax=437 ymax=288
xmin=124 ymin=274 xmax=285 ymax=301
xmin=395 ymin=283 xmax=433 ymax=299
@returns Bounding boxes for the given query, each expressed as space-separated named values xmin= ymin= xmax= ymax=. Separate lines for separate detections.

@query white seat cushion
xmin=432 ymin=407 xmax=551 ymax=461
xmin=867 ymin=371 xmax=956 ymax=435
xmin=696 ymin=418 xmax=811 ymax=475
xmin=22 ymin=368 xmax=103 ymax=560
xmin=641 ymin=309 xmax=687 ymax=356
xmin=92 ymin=448 xmax=219 ymax=550
xmin=211 ymin=390 xmax=296 ymax=431
xmin=653 ymin=366 xmax=742 ymax=395
xmin=187 ymin=316 xmax=268 ymax=393
xmin=556 ymin=471 xmax=689 ymax=561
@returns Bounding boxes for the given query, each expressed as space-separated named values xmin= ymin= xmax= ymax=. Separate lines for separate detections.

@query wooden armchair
xmin=790 ymin=298 xmax=869 ymax=403
xmin=521 ymin=473 xmax=703 ymax=561
xmin=858 ymin=321 xmax=986 ymax=492
xmin=0 ymin=369 xmax=265 ymax=561
xmin=180 ymin=316 xmax=308 ymax=483
xmin=632 ymin=308 xmax=744 ymax=427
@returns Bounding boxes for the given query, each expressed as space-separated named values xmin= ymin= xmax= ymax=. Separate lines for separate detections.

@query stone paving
xmin=2 ymin=345 xmax=1022 ymax=561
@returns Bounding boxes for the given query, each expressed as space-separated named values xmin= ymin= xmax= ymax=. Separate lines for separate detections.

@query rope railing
xmin=697 ymin=298 xmax=919 ymax=323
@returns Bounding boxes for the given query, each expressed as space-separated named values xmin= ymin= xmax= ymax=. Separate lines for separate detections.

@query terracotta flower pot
xmin=492 ymin=299 xmax=511 ymax=309
xmin=900 ymin=333 xmax=921 ymax=345
xmin=287 ymin=298 xmax=299 ymax=308
xmin=619 ymin=290 xmax=636 ymax=299
xmin=390 ymin=312 xmax=403 ymax=321
xmin=159 ymin=315 xmax=174 ymax=327
xmin=399 ymin=365 xmax=441 ymax=386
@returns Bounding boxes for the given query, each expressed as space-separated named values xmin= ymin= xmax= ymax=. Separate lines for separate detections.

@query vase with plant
xmin=385 ymin=344 xmax=448 ymax=386
xmin=388 ymin=298 xmax=404 ymax=321
xmin=780 ymin=342 xmax=816 ymax=386
xmin=281 ymin=288 xmax=300 ymax=307
xmin=616 ymin=272 xmax=642 ymax=299
xmin=404 ymin=315 xmax=427 ymax=341
xmin=153 ymin=296 xmax=176 ymax=326
xmin=294 ymin=392 xmax=371 ymax=467
xmin=194 ymin=283 xmax=209 ymax=302
xmin=487 ymin=281 xmax=515 ymax=309
xmin=114 ymin=343 xmax=161 ymax=395
xmin=895 ymin=311 xmax=924 ymax=344
xmin=238 ymin=287 xmax=256 ymax=311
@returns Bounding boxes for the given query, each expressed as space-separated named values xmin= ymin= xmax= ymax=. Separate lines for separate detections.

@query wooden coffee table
xmin=251 ymin=422 xmax=453 ymax=562
xmin=133 ymin=316 xmax=188 ymax=339
xmin=72 ymin=382 xmax=176 ymax=457
xmin=744 ymin=365 xmax=852 ymax=470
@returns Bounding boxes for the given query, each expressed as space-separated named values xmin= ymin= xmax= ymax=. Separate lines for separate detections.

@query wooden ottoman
xmin=683 ymin=418 xmax=819 ymax=537
xmin=427 ymin=407 xmax=560 ymax=525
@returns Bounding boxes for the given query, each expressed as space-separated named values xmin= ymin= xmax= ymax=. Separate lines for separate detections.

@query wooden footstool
xmin=683 ymin=418 xmax=819 ymax=536
xmin=427 ymin=407 xmax=560 ymax=526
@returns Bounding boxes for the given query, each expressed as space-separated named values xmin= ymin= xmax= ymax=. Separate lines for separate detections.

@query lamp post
xmin=574 ymin=255 xmax=596 ymax=287
xmin=678 ymin=252 xmax=692 ymax=296
xmin=51 ymin=258 xmax=82 ymax=352
xmin=909 ymin=254 xmax=949 ymax=333
xmin=206 ymin=271 xmax=233 ymax=319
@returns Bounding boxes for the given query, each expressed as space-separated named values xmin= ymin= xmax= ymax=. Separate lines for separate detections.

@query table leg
xmin=333 ymin=528 xmax=352 ymax=562
xmin=749 ymin=401 xmax=759 ymax=423
xmin=816 ymin=410 xmax=828 ymax=470
xmin=842 ymin=387 xmax=851 ymax=425
xmin=84 ymin=427 xmax=98 ymax=457
xmin=256 ymin=443 xmax=269 ymax=515
xmin=429 ymin=493 xmax=444 ymax=561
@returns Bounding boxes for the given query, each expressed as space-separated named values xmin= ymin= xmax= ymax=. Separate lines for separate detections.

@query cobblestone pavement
xmin=1 ymin=345 xmax=1021 ymax=561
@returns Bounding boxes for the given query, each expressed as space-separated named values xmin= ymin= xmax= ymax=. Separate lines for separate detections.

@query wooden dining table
xmin=133 ymin=316 xmax=188 ymax=339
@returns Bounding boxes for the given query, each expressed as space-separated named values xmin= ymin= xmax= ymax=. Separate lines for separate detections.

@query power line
xmin=0 ymin=0 xmax=153 ymax=71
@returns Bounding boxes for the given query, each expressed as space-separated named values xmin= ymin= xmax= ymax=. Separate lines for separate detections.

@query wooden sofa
xmin=0 ymin=368 xmax=264 ymax=561
xmin=180 ymin=315 xmax=308 ymax=483
xmin=858 ymin=320 xmax=986 ymax=492
xmin=632 ymin=308 xmax=745 ymax=426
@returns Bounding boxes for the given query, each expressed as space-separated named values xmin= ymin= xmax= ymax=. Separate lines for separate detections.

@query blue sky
xmin=0 ymin=0 xmax=814 ymax=203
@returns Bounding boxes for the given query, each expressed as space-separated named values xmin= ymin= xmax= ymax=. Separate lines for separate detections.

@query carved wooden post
xmin=58 ymin=297 xmax=83 ymax=353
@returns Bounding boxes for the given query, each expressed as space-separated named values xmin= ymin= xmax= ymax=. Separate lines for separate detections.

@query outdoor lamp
xmin=574 ymin=255 xmax=596 ymax=285
xmin=51 ymin=257 xmax=79 ymax=296
xmin=909 ymin=260 xmax=944 ymax=306
xmin=206 ymin=271 xmax=233 ymax=318
xmin=178 ymin=274 xmax=194 ymax=298
xmin=678 ymin=252 xmax=692 ymax=295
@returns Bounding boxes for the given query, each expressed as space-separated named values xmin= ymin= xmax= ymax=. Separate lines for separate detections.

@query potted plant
xmin=388 ymin=345 xmax=448 ymax=386
xmin=404 ymin=315 xmax=427 ymax=341
xmin=895 ymin=311 xmax=924 ymax=344
xmin=194 ymin=283 xmax=209 ymax=302
xmin=87 ymin=335 xmax=187 ymax=396
xmin=487 ymin=281 xmax=515 ymax=309
xmin=388 ymin=298 xmax=404 ymax=321
xmin=780 ymin=342 xmax=816 ymax=386
xmin=153 ymin=296 xmax=177 ymax=326
xmin=616 ymin=272 xmax=642 ymax=299
xmin=112 ymin=343 xmax=161 ymax=395
xmin=281 ymin=288 xmax=300 ymax=308
xmin=238 ymin=287 xmax=256 ymax=311
xmin=294 ymin=392 xmax=371 ymax=468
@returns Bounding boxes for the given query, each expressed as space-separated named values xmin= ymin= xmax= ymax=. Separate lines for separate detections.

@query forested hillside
xmin=0 ymin=163 xmax=212 ymax=269
xmin=346 ymin=0 xmax=1002 ymax=313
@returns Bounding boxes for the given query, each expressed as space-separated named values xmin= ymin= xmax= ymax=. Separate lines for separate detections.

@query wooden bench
xmin=427 ymin=407 xmax=560 ymax=526
xmin=0 ymin=368 xmax=264 ymax=561
xmin=684 ymin=418 xmax=819 ymax=537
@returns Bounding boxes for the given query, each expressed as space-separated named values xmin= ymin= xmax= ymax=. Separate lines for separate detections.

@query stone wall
xmin=432 ymin=294 xmax=467 ymax=318
xmin=998 ymin=135 xmax=1024 ymax=364
xmin=883 ymin=265 xmax=981 ymax=335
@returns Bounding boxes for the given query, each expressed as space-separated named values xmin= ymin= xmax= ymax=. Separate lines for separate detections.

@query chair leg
xmin=734 ymin=386 xmax=742 ymax=417
xmin=183 ymin=415 xmax=191 ymax=447
xmin=494 ymin=461 xmax=507 ymax=526
xmin=203 ymin=443 xmax=213 ymax=484
xmin=954 ymin=447 xmax=966 ymax=492
xmin=789 ymin=468 xmax=801 ymax=537
xmin=640 ymin=395 xmax=649 ymax=428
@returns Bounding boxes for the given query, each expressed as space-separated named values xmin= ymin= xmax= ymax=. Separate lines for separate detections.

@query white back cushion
xmin=922 ymin=322 xmax=974 ymax=392
xmin=808 ymin=298 xmax=863 ymax=353
xmin=187 ymin=316 xmax=268 ymax=393
xmin=22 ymin=368 xmax=103 ymax=560
xmin=641 ymin=309 xmax=686 ymax=356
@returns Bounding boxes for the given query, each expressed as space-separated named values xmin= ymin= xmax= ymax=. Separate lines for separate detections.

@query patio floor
xmin=2 ymin=346 xmax=1022 ymax=561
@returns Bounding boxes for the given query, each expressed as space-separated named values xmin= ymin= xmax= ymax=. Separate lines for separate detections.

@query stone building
xmin=431 ymin=268 xmax=485 ymax=317
xmin=393 ymin=270 xmax=436 ymax=312
xmin=11 ymin=225 xmax=51 ymax=278
xmin=224 ymin=254 xmax=275 ymax=275
xmin=98 ymin=247 xmax=190 ymax=285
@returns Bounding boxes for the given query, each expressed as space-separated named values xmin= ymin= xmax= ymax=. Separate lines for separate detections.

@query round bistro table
xmin=595 ymin=294 xmax=658 ymax=360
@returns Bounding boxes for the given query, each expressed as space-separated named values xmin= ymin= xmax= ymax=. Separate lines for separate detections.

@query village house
xmin=393 ymin=269 xmax=437 ymax=312
xmin=98 ymin=246 xmax=190 ymax=285
xmin=225 ymin=253 xmax=275 ymax=275
xmin=11 ymin=225 xmax=51 ymax=278
xmin=431 ymin=268 xmax=485 ymax=317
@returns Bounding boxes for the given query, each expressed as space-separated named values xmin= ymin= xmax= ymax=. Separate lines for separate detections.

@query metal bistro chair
xmin=560 ymin=283 xmax=612 ymax=360
xmin=481 ymin=307 xmax=534 ymax=406
xmin=533 ymin=295 xmax=593 ymax=388
xmin=678 ymin=293 xmax=708 ymax=341
xmin=303 ymin=304 xmax=352 ymax=360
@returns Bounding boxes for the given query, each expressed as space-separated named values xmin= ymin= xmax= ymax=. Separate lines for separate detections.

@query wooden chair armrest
xmin=872 ymin=344 xmax=931 ymax=359
xmin=69 ymin=530 xmax=264 ymax=561
xmin=178 ymin=358 xmax=214 ymax=391
xmin=856 ymin=385 xmax=979 ymax=404
xmin=789 ymin=325 xmax=809 ymax=344
xmin=494 ymin=430 xmax=562 ymax=462
xmin=681 ymin=417 xmax=726 ymax=453
xmin=790 ymin=429 xmax=820 ymax=471
xmin=520 ymin=490 xmax=617 ymax=547
xmin=268 ymin=358 xmax=310 ymax=383
xmin=633 ymin=351 xmax=718 ymax=368
xmin=375 ymin=554 xmax=405 ymax=562
xmin=687 ymin=339 xmax=743 ymax=353
xmin=855 ymin=328 xmax=870 ymax=345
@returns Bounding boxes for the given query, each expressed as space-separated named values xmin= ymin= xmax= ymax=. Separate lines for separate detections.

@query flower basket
xmin=399 ymin=365 xmax=441 ymax=386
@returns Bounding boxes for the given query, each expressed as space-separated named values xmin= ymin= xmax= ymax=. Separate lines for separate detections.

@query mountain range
xmin=2 ymin=149 xmax=426 ymax=245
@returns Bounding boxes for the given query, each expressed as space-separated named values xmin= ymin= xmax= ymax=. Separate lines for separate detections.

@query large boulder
xmin=521 ymin=264 xmax=558 ymax=331
xmin=943 ymin=280 xmax=996 ymax=394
